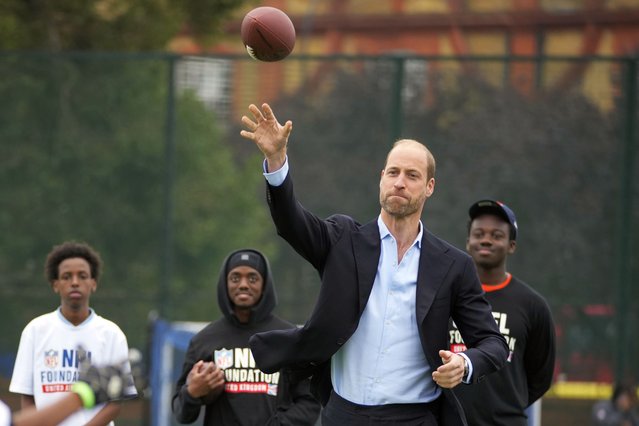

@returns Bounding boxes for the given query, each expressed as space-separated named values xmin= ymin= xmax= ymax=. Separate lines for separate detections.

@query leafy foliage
xmin=0 ymin=0 xmax=247 ymax=51
xmin=0 ymin=54 xmax=273 ymax=351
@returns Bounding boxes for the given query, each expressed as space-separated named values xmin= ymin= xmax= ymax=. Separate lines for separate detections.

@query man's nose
xmin=393 ymin=175 xmax=406 ymax=188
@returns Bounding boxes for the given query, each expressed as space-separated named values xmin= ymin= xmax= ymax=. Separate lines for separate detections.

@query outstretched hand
xmin=240 ymin=103 xmax=292 ymax=172
xmin=432 ymin=350 xmax=466 ymax=389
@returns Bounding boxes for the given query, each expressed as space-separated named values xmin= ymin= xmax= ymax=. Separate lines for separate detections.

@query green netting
xmin=0 ymin=53 xmax=636 ymax=388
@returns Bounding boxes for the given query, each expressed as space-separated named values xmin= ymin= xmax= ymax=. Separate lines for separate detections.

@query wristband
xmin=71 ymin=381 xmax=96 ymax=409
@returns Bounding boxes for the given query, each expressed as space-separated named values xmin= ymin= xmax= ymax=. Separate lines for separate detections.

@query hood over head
xmin=217 ymin=248 xmax=277 ymax=325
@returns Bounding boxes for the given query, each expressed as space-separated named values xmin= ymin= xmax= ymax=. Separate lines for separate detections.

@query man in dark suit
xmin=240 ymin=103 xmax=508 ymax=426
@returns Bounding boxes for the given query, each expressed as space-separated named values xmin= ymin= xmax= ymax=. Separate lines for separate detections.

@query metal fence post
xmin=160 ymin=55 xmax=177 ymax=320
xmin=389 ymin=54 xmax=405 ymax=143
xmin=615 ymin=57 xmax=637 ymax=382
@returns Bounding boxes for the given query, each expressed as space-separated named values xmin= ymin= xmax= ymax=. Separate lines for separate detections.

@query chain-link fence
xmin=1 ymin=52 xmax=637 ymax=423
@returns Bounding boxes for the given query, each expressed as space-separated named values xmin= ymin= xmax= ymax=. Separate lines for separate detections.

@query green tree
xmin=0 ymin=0 xmax=248 ymax=50
xmin=0 ymin=53 xmax=273 ymax=352
xmin=0 ymin=0 xmax=261 ymax=353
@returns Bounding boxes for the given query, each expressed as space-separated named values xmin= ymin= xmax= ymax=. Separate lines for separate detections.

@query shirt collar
xmin=56 ymin=307 xmax=95 ymax=326
xmin=377 ymin=216 xmax=423 ymax=249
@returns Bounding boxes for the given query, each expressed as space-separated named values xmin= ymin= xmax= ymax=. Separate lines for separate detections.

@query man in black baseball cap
xmin=449 ymin=200 xmax=556 ymax=426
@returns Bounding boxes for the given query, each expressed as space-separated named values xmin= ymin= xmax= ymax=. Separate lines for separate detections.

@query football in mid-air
xmin=241 ymin=7 xmax=296 ymax=62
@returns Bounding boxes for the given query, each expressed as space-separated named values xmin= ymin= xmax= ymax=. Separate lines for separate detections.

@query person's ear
xmin=425 ymin=178 xmax=435 ymax=197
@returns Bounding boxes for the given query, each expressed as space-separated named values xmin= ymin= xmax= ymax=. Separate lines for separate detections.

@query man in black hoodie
xmin=172 ymin=248 xmax=320 ymax=425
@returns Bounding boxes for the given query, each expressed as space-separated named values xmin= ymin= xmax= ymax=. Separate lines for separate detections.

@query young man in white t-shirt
xmin=10 ymin=241 xmax=137 ymax=426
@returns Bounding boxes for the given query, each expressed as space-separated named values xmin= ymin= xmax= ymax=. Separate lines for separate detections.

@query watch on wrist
xmin=463 ymin=357 xmax=469 ymax=379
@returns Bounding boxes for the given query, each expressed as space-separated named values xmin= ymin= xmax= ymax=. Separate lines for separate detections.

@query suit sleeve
xmin=171 ymin=342 xmax=203 ymax=424
xmin=266 ymin=174 xmax=342 ymax=271
xmin=452 ymin=256 xmax=509 ymax=382
xmin=525 ymin=297 xmax=556 ymax=405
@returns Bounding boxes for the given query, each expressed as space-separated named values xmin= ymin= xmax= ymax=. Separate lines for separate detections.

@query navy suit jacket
xmin=249 ymin=173 xmax=508 ymax=425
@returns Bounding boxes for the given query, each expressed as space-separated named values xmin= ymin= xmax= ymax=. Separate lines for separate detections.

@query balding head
xmin=385 ymin=139 xmax=436 ymax=181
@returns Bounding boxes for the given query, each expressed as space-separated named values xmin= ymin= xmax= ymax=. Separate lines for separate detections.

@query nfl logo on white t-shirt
xmin=44 ymin=350 xmax=59 ymax=368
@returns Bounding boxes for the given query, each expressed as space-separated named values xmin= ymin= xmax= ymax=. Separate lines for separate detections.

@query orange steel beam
xmin=226 ymin=10 xmax=639 ymax=34
xmin=509 ymin=0 xmax=540 ymax=95
xmin=552 ymin=22 xmax=604 ymax=91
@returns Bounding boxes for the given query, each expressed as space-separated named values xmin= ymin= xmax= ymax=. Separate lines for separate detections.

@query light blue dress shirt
xmin=331 ymin=217 xmax=439 ymax=404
